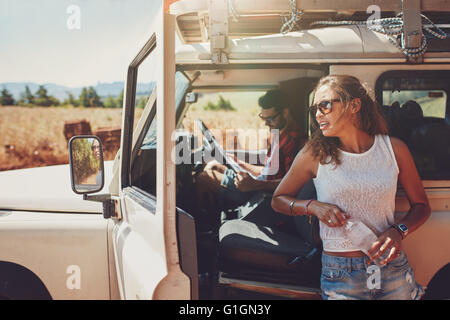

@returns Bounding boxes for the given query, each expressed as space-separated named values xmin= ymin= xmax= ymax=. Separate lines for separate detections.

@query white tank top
xmin=313 ymin=134 xmax=399 ymax=252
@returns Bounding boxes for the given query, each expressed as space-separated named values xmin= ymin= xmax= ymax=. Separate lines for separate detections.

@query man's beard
xmin=273 ymin=116 xmax=287 ymax=130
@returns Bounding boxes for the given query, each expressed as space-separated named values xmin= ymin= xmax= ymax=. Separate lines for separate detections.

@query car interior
xmin=377 ymin=70 xmax=450 ymax=181
xmin=129 ymin=68 xmax=450 ymax=299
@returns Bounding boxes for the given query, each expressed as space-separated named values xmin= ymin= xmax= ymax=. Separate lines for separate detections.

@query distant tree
xmin=204 ymin=95 xmax=235 ymax=111
xmin=49 ymin=96 xmax=60 ymax=106
xmin=35 ymin=85 xmax=50 ymax=106
xmin=204 ymin=101 xmax=217 ymax=111
xmin=102 ymin=89 xmax=124 ymax=108
xmin=33 ymin=85 xmax=60 ymax=106
xmin=78 ymin=87 xmax=102 ymax=107
xmin=136 ymin=96 xmax=148 ymax=109
xmin=102 ymin=95 xmax=117 ymax=108
xmin=78 ymin=87 xmax=90 ymax=107
xmin=63 ymin=92 xmax=78 ymax=107
xmin=217 ymin=95 xmax=235 ymax=110
xmin=0 ymin=87 xmax=16 ymax=105
xmin=87 ymin=86 xmax=103 ymax=107
xmin=18 ymin=85 xmax=34 ymax=105
xmin=25 ymin=85 xmax=34 ymax=103
xmin=115 ymin=89 xmax=124 ymax=108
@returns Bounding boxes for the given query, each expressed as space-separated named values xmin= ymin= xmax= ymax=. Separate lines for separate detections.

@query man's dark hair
xmin=258 ymin=89 xmax=287 ymax=113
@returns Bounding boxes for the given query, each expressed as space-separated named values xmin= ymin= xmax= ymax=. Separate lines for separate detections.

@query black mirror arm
xmin=83 ymin=193 xmax=111 ymax=203
xmin=83 ymin=193 xmax=117 ymax=220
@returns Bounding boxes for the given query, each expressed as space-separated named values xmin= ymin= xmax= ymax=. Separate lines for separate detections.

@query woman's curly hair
xmin=307 ymin=75 xmax=388 ymax=166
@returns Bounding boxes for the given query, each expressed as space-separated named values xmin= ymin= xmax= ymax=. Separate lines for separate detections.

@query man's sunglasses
xmin=309 ymin=99 xmax=341 ymax=116
xmin=258 ymin=111 xmax=282 ymax=123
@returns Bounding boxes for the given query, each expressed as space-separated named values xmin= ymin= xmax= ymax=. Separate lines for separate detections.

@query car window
xmin=140 ymin=72 xmax=190 ymax=150
xmin=182 ymin=91 xmax=270 ymax=152
xmin=130 ymin=71 xmax=190 ymax=196
xmin=376 ymin=71 xmax=450 ymax=180
xmin=382 ymin=90 xmax=446 ymax=119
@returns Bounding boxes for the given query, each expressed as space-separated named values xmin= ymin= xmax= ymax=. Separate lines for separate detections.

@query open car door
xmin=111 ymin=4 xmax=191 ymax=300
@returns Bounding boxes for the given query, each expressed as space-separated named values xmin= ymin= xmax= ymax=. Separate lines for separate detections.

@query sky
xmin=0 ymin=0 xmax=180 ymax=87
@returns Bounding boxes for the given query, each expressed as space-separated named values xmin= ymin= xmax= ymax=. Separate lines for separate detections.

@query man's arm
xmin=234 ymin=172 xmax=281 ymax=192
xmin=226 ymin=153 xmax=264 ymax=177
xmin=237 ymin=161 xmax=264 ymax=177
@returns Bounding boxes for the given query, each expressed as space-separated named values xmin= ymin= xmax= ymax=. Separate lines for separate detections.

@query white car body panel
xmin=112 ymin=5 xmax=190 ymax=300
xmin=0 ymin=211 xmax=110 ymax=299
xmin=0 ymin=161 xmax=114 ymax=213
xmin=0 ymin=161 xmax=116 ymax=299
xmin=0 ymin=0 xmax=449 ymax=300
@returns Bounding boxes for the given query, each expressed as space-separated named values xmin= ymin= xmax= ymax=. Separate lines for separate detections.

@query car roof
xmin=176 ymin=25 xmax=407 ymax=64
xmin=172 ymin=0 xmax=450 ymax=65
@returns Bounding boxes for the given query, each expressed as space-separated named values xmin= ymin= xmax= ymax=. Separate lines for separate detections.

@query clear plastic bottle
xmin=343 ymin=219 xmax=389 ymax=266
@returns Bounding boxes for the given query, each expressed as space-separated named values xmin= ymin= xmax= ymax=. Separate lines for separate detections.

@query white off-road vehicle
xmin=0 ymin=0 xmax=449 ymax=300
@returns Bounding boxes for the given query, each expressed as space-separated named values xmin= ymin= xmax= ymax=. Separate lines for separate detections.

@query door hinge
xmin=103 ymin=199 xmax=114 ymax=219
xmin=83 ymin=193 xmax=121 ymax=220
xmin=103 ymin=197 xmax=122 ymax=220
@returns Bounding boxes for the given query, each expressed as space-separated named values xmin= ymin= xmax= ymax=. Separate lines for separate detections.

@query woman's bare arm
xmin=390 ymin=137 xmax=431 ymax=231
xmin=368 ymin=137 xmax=431 ymax=264
xmin=272 ymin=145 xmax=349 ymax=227
xmin=271 ymin=145 xmax=317 ymax=215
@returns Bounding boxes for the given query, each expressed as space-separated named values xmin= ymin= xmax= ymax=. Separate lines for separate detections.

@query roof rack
xmin=170 ymin=0 xmax=449 ymax=63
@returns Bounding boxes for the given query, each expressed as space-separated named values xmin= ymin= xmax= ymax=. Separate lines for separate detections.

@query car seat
xmin=408 ymin=121 xmax=450 ymax=179
xmin=218 ymin=179 xmax=321 ymax=288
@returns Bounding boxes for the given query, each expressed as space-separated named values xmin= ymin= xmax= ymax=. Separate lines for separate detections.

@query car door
xmin=111 ymin=5 xmax=190 ymax=300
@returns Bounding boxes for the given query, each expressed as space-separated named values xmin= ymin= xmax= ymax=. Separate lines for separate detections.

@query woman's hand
xmin=367 ymin=227 xmax=402 ymax=265
xmin=309 ymin=201 xmax=349 ymax=228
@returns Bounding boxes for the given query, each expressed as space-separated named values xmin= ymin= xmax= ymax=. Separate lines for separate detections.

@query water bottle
xmin=343 ymin=219 xmax=389 ymax=266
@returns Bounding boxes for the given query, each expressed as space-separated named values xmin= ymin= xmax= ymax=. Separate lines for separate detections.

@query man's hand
xmin=227 ymin=153 xmax=264 ymax=177
xmin=204 ymin=159 xmax=228 ymax=174
xmin=226 ymin=153 xmax=245 ymax=166
xmin=234 ymin=171 xmax=258 ymax=192
xmin=204 ymin=159 xmax=219 ymax=171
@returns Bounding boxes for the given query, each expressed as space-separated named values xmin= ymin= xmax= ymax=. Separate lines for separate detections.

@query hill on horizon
xmin=0 ymin=82 xmax=155 ymax=101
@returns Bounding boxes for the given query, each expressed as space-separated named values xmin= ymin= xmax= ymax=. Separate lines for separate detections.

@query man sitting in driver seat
xmin=195 ymin=89 xmax=306 ymax=211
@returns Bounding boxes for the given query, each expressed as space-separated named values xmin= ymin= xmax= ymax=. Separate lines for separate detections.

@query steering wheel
xmin=194 ymin=119 xmax=240 ymax=173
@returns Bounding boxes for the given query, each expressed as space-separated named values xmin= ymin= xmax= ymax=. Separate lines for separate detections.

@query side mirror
xmin=69 ymin=136 xmax=105 ymax=194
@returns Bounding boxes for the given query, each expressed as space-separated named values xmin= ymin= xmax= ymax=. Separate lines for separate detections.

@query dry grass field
xmin=2 ymin=90 xmax=444 ymax=172
xmin=0 ymin=101 xmax=264 ymax=171
xmin=182 ymin=91 xmax=271 ymax=150
xmin=0 ymin=106 xmax=125 ymax=171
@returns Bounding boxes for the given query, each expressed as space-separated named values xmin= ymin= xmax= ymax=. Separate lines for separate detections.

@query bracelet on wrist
xmin=305 ymin=199 xmax=314 ymax=224
xmin=289 ymin=200 xmax=296 ymax=216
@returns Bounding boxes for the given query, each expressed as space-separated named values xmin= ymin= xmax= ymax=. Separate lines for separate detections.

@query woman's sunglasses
xmin=309 ymin=99 xmax=341 ymax=116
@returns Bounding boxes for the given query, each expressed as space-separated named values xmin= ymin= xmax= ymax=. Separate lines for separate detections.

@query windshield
xmin=140 ymin=71 xmax=190 ymax=149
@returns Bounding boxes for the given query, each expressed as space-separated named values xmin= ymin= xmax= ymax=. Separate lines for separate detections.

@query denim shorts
xmin=218 ymin=168 xmax=255 ymax=206
xmin=321 ymin=250 xmax=425 ymax=300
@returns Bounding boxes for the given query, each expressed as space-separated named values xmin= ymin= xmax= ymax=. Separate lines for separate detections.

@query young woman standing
xmin=272 ymin=75 xmax=430 ymax=300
